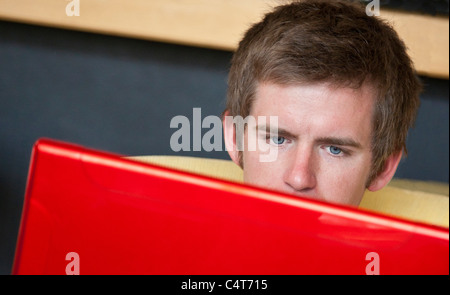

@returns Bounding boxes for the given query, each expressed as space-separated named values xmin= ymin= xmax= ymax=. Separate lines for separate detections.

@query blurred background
xmin=0 ymin=0 xmax=448 ymax=274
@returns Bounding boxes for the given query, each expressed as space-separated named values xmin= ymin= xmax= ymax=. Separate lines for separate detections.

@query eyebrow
xmin=255 ymin=125 xmax=298 ymax=139
xmin=255 ymin=125 xmax=363 ymax=149
xmin=315 ymin=137 xmax=363 ymax=149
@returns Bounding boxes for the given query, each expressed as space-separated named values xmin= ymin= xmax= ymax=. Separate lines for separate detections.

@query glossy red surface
xmin=12 ymin=139 xmax=449 ymax=274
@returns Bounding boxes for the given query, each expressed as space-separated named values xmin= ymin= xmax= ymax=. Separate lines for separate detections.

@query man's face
xmin=239 ymin=82 xmax=377 ymax=206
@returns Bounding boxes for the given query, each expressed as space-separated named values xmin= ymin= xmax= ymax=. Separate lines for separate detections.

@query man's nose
xmin=283 ymin=147 xmax=317 ymax=193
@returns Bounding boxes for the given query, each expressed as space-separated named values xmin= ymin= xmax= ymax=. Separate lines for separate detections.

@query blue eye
xmin=329 ymin=146 xmax=342 ymax=155
xmin=272 ymin=136 xmax=286 ymax=145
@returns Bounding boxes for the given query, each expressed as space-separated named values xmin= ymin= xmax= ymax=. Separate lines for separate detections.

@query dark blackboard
xmin=362 ymin=0 xmax=449 ymax=15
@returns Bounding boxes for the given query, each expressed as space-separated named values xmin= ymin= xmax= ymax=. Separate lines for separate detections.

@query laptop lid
xmin=12 ymin=139 xmax=449 ymax=274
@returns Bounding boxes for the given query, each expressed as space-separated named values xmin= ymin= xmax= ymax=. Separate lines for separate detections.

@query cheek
xmin=317 ymin=151 xmax=371 ymax=185
xmin=319 ymin=162 xmax=370 ymax=204
xmin=242 ymin=150 xmax=266 ymax=184
xmin=242 ymin=150 xmax=284 ymax=186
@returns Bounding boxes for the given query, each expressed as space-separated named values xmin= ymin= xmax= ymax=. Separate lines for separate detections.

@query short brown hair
xmin=225 ymin=0 xmax=422 ymax=184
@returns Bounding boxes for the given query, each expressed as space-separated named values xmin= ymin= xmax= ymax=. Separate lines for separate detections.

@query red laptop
xmin=12 ymin=139 xmax=449 ymax=275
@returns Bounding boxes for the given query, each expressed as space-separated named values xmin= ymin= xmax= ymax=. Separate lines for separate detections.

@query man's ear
xmin=222 ymin=110 xmax=241 ymax=166
xmin=367 ymin=150 xmax=403 ymax=192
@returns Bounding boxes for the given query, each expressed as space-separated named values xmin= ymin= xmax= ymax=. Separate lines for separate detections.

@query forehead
xmin=250 ymin=82 xmax=377 ymax=142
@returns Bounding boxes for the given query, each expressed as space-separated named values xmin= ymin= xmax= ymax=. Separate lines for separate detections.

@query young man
xmin=223 ymin=0 xmax=422 ymax=206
